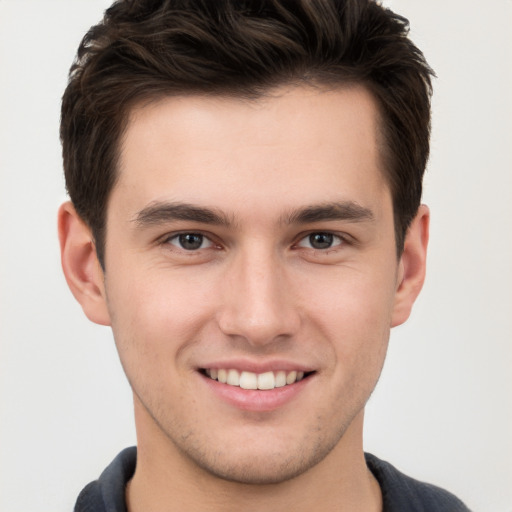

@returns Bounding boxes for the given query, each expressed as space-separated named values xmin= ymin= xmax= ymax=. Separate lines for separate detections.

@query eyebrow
xmin=132 ymin=200 xmax=374 ymax=229
xmin=133 ymin=202 xmax=233 ymax=227
xmin=283 ymin=201 xmax=375 ymax=225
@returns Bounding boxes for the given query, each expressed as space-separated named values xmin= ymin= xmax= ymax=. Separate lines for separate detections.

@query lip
xmin=199 ymin=365 xmax=314 ymax=412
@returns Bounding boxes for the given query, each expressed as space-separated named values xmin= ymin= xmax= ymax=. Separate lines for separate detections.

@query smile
xmin=203 ymin=368 xmax=307 ymax=390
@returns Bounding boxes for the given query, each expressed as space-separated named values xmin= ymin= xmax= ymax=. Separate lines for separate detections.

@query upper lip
xmin=197 ymin=358 xmax=316 ymax=374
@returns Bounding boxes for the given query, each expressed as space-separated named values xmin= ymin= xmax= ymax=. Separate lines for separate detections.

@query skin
xmin=59 ymin=85 xmax=429 ymax=511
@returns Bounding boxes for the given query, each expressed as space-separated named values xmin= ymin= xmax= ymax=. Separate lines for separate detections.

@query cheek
xmin=308 ymin=261 xmax=396 ymax=327
xmin=106 ymin=266 xmax=217 ymax=371
xmin=304 ymin=266 xmax=396 ymax=372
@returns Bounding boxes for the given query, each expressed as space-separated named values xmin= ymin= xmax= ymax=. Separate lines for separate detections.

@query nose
xmin=216 ymin=245 xmax=300 ymax=347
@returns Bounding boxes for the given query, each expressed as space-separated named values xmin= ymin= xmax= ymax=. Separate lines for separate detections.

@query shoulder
xmin=365 ymin=453 xmax=471 ymax=512
xmin=74 ymin=447 xmax=136 ymax=512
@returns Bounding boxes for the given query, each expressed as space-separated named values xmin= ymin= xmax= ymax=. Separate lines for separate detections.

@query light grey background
xmin=1 ymin=1 xmax=511 ymax=510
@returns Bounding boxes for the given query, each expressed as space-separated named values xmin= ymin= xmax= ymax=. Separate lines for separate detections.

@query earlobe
xmin=391 ymin=205 xmax=430 ymax=327
xmin=58 ymin=201 xmax=111 ymax=326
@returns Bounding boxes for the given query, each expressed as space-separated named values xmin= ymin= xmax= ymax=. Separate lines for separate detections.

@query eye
xmin=297 ymin=232 xmax=344 ymax=250
xmin=167 ymin=233 xmax=213 ymax=251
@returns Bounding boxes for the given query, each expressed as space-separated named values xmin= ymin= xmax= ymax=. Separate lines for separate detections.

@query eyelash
xmin=294 ymin=232 xmax=346 ymax=251
xmin=161 ymin=231 xmax=350 ymax=253
xmin=163 ymin=232 xmax=217 ymax=252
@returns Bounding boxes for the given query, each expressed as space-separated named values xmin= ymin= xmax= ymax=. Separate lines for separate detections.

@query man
xmin=58 ymin=0 xmax=470 ymax=510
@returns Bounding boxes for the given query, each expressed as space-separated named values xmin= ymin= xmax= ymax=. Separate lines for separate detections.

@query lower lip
xmin=201 ymin=373 xmax=312 ymax=412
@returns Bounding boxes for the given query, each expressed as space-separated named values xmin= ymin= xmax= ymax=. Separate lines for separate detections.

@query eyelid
xmin=294 ymin=231 xmax=349 ymax=250
xmin=161 ymin=230 xmax=219 ymax=250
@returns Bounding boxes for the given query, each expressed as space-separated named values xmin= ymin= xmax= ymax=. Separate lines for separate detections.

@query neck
xmin=127 ymin=401 xmax=382 ymax=512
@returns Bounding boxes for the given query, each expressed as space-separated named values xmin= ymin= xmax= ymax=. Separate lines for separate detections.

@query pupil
xmin=310 ymin=233 xmax=333 ymax=249
xmin=179 ymin=233 xmax=203 ymax=250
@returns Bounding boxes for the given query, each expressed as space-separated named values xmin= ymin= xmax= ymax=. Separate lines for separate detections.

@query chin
xmin=183 ymin=434 xmax=338 ymax=485
xmin=196 ymin=454 xmax=316 ymax=485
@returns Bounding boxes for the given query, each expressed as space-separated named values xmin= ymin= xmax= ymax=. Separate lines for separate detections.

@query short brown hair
xmin=61 ymin=0 xmax=434 ymax=266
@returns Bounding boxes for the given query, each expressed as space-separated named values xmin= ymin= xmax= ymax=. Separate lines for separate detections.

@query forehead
xmin=114 ymin=85 xmax=389 ymax=220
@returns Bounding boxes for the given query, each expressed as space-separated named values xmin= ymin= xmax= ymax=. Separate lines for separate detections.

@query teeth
xmin=239 ymin=371 xmax=257 ymax=390
xmin=286 ymin=371 xmax=297 ymax=385
xmin=205 ymin=368 xmax=307 ymax=390
xmin=227 ymin=369 xmax=239 ymax=386
xmin=218 ymin=369 xmax=227 ymax=384
xmin=257 ymin=371 xmax=275 ymax=390
xmin=275 ymin=371 xmax=286 ymax=388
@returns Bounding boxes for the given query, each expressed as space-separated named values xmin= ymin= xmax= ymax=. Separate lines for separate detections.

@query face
xmin=99 ymin=86 xmax=407 ymax=483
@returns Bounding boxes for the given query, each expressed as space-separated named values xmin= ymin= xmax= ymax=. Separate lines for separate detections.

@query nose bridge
xmin=218 ymin=241 xmax=298 ymax=345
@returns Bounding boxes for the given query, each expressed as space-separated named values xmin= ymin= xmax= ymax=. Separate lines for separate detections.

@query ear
xmin=391 ymin=205 xmax=430 ymax=327
xmin=58 ymin=201 xmax=111 ymax=326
